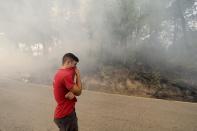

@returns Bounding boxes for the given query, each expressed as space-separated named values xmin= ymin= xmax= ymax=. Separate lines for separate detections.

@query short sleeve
xmin=63 ymin=75 xmax=74 ymax=90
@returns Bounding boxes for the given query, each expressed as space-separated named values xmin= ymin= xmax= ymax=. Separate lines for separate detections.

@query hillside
xmin=83 ymin=65 xmax=197 ymax=102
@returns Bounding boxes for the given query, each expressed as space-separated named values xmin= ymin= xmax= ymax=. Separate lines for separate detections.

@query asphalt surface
xmin=0 ymin=79 xmax=197 ymax=131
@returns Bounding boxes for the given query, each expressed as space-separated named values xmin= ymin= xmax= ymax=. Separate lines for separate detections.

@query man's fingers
xmin=65 ymin=92 xmax=70 ymax=98
xmin=65 ymin=92 xmax=75 ymax=100
xmin=75 ymin=68 xmax=79 ymax=73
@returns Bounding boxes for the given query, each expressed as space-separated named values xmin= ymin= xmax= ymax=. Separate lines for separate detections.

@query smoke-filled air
xmin=0 ymin=0 xmax=197 ymax=131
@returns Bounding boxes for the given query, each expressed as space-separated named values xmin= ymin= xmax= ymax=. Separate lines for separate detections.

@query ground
xmin=0 ymin=78 xmax=197 ymax=131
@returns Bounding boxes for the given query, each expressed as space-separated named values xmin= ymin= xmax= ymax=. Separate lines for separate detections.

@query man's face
xmin=66 ymin=60 xmax=77 ymax=68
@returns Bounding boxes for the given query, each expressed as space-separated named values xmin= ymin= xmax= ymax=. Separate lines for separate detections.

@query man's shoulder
xmin=55 ymin=69 xmax=72 ymax=79
xmin=54 ymin=70 xmax=64 ymax=79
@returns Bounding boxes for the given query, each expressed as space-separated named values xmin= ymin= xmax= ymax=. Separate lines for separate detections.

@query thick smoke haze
xmin=0 ymin=0 xmax=196 ymax=84
xmin=1 ymin=2 xmax=197 ymax=131
xmin=0 ymin=0 xmax=92 ymax=78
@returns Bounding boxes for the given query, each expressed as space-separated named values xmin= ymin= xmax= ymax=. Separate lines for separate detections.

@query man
xmin=53 ymin=53 xmax=82 ymax=131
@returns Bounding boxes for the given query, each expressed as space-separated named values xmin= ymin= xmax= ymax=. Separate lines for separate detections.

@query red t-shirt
xmin=53 ymin=66 xmax=77 ymax=118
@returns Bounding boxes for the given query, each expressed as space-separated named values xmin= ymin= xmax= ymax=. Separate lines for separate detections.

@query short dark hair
xmin=62 ymin=53 xmax=79 ymax=65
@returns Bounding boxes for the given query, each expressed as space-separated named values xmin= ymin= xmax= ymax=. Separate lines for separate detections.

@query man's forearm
xmin=70 ymin=68 xmax=82 ymax=96
xmin=76 ymin=74 xmax=82 ymax=92
xmin=76 ymin=74 xmax=82 ymax=95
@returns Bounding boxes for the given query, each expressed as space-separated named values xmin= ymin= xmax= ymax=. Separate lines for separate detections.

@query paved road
xmin=0 ymin=79 xmax=197 ymax=131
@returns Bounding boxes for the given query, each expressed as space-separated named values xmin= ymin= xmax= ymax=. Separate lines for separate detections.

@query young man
xmin=53 ymin=53 xmax=82 ymax=131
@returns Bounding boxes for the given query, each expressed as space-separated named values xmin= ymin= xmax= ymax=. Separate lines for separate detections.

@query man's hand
xmin=65 ymin=91 xmax=75 ymax=100
xmin=69 ymin=67 xmax=82 ymax=96
xmin=75 ymin=67 xmax=80 ymax=77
